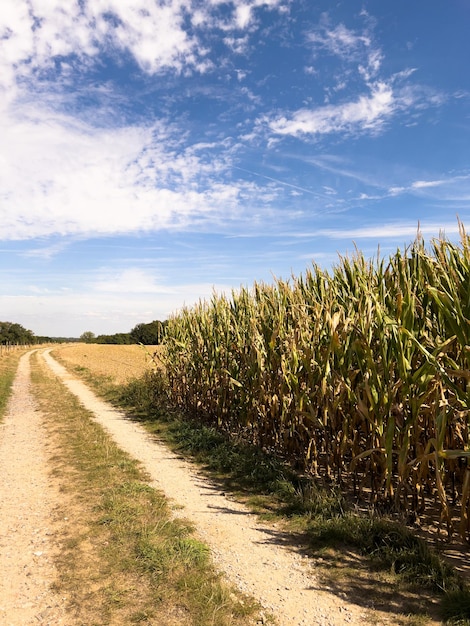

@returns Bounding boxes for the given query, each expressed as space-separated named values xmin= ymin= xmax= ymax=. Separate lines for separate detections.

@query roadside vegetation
xmin=0 ymin=349 xmax=25 ymax=419
xmin=30 ymin=352 xmax=262 ymax=626
xmin=0 ymin=321 xmax=36 ymax=345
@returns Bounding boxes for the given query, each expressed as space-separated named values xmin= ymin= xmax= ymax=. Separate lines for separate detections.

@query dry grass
xmin=53 ymin=343 xmax=160 ymax=385
xmin=0 ymin=347 xmax=33 ymax=419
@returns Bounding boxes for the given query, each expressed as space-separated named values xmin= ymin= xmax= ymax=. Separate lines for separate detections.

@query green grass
xmin=441 ymin=590 xmax=470 ymax=624
xmin=305 ymin=513 xmax=463 ymax=591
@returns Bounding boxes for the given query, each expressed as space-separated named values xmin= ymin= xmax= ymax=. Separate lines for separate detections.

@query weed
xmin=307 ymin=514 xmax=463 ymax=593
xmin=441 ymin=590 xmax=470 ymax=623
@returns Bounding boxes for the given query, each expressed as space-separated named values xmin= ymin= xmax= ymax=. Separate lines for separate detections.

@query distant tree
xmin=80 ymin=331 xmax=96 ymax=343
xmin=36 ymin=336 xmax=77 ymax=344
xmin=130 ymin=320 xmax=166 ymax=345
xmin=95 ymin=333 xmax=132 ymax=344
xmin=0 ymin=321 xmax=35 ymax=344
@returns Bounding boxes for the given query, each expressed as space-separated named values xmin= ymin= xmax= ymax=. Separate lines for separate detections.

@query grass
xmin=441 ymin=591 xmax=470 ymax=624
xmin=30 ymin=352 xmax=263 ymax=626
xmin=0 ymin=348 xmax=31 ymax=419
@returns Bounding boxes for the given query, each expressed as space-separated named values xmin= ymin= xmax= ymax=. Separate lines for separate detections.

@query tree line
xmin=80 ymin=320 xmax=167 ymax=345
xmin=0 ymin=319 xmax=167 ymax=346
xmin=0 ymin=321 xmax=36 ymax=345
xmin=0 ymin=321 xmax=75 ymax=345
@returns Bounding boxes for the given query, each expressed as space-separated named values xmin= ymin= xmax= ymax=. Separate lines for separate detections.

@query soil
xmin=0 ymin=351 xmax=69 ymax=625
xmin=0 ymin=349 xmax=446 ymax=625
xmin=55 ymin=343 xmax=160 ymax=385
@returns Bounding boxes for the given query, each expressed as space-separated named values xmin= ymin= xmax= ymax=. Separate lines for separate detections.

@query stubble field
xmin=53 ymin=343 xmax=159 ymax=385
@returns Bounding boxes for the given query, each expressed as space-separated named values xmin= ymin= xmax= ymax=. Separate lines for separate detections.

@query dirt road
xmin=0 ymin=351 xmax=68 ymax=625
xmin=0 ymin=349 xmax=438 ymax=625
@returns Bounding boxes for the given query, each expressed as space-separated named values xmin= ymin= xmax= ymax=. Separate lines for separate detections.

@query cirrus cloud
xmin=269 ymin=81 xmax=395 ymax=137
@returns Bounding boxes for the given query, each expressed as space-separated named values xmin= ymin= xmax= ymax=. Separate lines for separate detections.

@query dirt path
xmin=0 ymin=351 xmax=69 ymax=626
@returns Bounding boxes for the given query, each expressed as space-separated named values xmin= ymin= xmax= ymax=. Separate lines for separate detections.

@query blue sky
xmin=1 ymin=0 xmax=469 ymax=337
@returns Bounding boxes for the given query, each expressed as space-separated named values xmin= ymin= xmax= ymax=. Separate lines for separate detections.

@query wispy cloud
xmin=21 ymin=240 xmax=72 ymax=260
xmin=299 ymin=154 xmax=391 ymax=190
xmin=388 ymin=173 xmax=470 ymax=201
xmin=0 ymin=98 xmax=286 ymax=241
xmin=412 ymin=180 xmax=444 ymax=189
xmin=269 ymin=81 xmax=395 ymax=137
xmin=0 ymin=0 xmax=291 ymax=243
xmin=307 ymin=21 xmax=375 ymax=68
xmin=263 ymin=14 xmax=443 ymax=141
xmin=267 ymin=75 xmax=444 ymax=141
xmin=316 ymin=221 xmax=463 ymax=240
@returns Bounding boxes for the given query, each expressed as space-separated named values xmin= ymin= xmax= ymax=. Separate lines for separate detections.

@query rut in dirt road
xmin=0 ymin=351 xmax=68 ymax=626
xmin=40 ymin=347 xmax=376 ymax=626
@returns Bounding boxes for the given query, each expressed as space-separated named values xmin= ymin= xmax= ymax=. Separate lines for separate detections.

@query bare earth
xmin=0 ymin=351 xmax=69 ymax=625
xmin=0 ymin=348 xmax=442 ymax=625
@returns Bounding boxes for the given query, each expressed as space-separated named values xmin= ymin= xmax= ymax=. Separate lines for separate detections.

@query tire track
xmin=0 ymin=351 xmax=68 ymax=626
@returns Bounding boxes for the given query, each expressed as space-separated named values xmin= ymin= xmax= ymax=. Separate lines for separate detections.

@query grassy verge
xmin=0 ymin=348 xmax=31 ymax=420
xmin=51 ymin=355 xmax=470 ymax=625
xmin=31 ymin=353 xmax=262 ymax=626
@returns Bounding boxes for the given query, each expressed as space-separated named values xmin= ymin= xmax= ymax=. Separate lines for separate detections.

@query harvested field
xmin=53 ymin=343 xmax=159 ymax=385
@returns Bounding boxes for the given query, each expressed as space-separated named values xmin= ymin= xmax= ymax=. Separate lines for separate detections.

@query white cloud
xmin=88 ymin=268 xmax=233 ymax=306
xmin=230 ymin=0 xmax=285 ymax=29
xmin=269 ymin=81 xmax=395 ymax=137
xmin=308 ymin=22 xmax=372 ymax=58
xmin=317 ymin=222 xmax=463 ymax=240
xmin=0 ymin=0 xmax=205 ymax=87
xmin=223 ymin=35 xmax=250 ymax=54
xmin=0 ymin=99 xmax=275 ymax=241
xmin=304 ymin=66 xmax=317 ymax=75
xmin=0 ymin=0 xmax=286 ymax=92
xmin=0 ymin=0 xmax=292 ymax=243
xmin=91 ymin=268 xmax=172 ymax=294
xmin=357 ymin=192 xmax=381 ymax=200
xmin=411 ymin=179 xmax=444 ymax=189
xmin=263 ymin=10 xmax=419 ymax=141
xmin=388 ymin=186 xmax=406 ymax=196
xmin=388 ymin=174 xmax=470 ymax=198
xmin=194 ymin=0 xmax=284 ymax=36
xmin=307 ymin=19 xmax=382 ymax=82
xmin=235 ymin=4 xmax=253 ymax=29
xmin=269 ymin=14 xmax=443 ymax=143
xmin=22 ymin=241 xmax=71 ymax=260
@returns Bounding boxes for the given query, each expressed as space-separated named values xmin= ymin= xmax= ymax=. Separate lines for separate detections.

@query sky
xmin=1 ymin=0 xmax=470 ymax=338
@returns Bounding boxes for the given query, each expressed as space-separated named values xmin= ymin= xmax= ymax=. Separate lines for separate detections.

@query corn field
xmin=162 ymin=226 xmax=470 ymax=539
